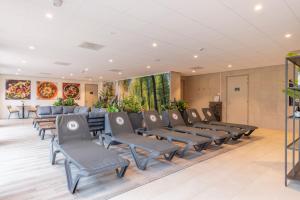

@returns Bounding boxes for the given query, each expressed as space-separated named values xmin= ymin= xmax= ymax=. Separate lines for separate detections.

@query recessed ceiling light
xmin=28 ymin=46 xmax=36 ymax=50
xmin=17 ymin=68 xmax=21 ymax=72
xmin=84 ymin=68 xmax=89 ymax=72
xmin=15 ymin=72 xmax=19 ymax=75
xmin=254 ymin=4 xmax=263 ymax=11
xmin=21 ymin=60 xmax=27 ymax=64
xmin=285 ymin=33 xmax=292 ymax=38
xmin=118 ymin=72 xmax=122 ymax=75
xmin=109 ymin=59 xmax=113 ymax=63
xmin=70 ymin=73 xmax=73 ymax=76
xmin=88 ymin=78 xmax=92 ymax=81
xmin=146 ymin=65 xmax=151 ymax=69
xmin=192 ymin=70 xmax=196 ymax=73
xmin=194 ymin=55 xmax=198 ymax=58
xmin=228 ymin=64 xmax=232 ymax=68
xmin=99 ymin=76 xmax=103 ymax=79
xmin=61 ymin=76 xmax=65 ymax=79
xmin=45 ymin=13 xmax=53 ymax=19
xmin=152 ymin=42 xmax=158 ymax=47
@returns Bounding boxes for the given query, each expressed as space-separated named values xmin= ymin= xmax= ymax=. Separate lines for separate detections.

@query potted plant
xmin=104 ymin=103 xmax=120 ymax=135
xmin=175 ymin=99 xmax=190 ymax=124
xmin=284 ymin=87 xmax=300 ymax=117
xmin=160 ymin=99 xmax=190 ymax=125
xmin=53 ymin=98 xmax=63 ymax=106
xmin=120 ymin=96 xmax=143 ymax=130
xmin=53 ymin=97 xmax=77 ymax=106
xmin=161 ymin=100 xmax=177 ymax=127
xmin=63 ymin=97 xmax=78 ymax=106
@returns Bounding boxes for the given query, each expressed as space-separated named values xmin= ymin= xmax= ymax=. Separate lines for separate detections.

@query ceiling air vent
xmin=108 ymin=69 xmax=122 ymax=72
xmin=54 ymin=61 xmax=71 ymax=66
xmin=78 ymin=42 xmax=105 ymax=51
xmin=39 ymin=72 xmax=52 ymax=75
xmin=191 ymin=66 xmax=203 ymax=70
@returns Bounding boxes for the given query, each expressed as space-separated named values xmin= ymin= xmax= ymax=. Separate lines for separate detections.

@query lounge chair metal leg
xmin=193 ymin=143 xmax=207 ymax=152
xmin=41 ymin=129 xmax=45 ymax=140
xmin=106 ymin=141 xmax=112 ymax=149
xmin=51 ymin=150 xmax=60 ymax=165
xmin=177 ymin=143 xmax=191 ymax=157
xmin=50 ymin=139 xmax=60 ymax=165
xmin=244 ymin=130 xmax=254 ymax=136
xmin=129 ymin=146 xmax=156 ymax=170
xmin=163 ymin=150 xmax=177 ymax=161
xmin=116 ymin=165 xmax=129 ymax=177
xmin=156 ymin=136 xmax=164 ymax=140
xmin=38 ymin=129 xmax=42 ymax=136
xmin=8 ymin=113 xmax=11 ymax=119
xmin=64 ymin=160 xmax=81 ymax=194
xmin=98 ymin=131 xmax=104 ymax=146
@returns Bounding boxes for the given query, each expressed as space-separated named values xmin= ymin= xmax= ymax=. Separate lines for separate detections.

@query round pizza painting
xmin=37 ymin=81 xmax=58 ymax=100
xmin=63 ymin=83 xmax=80 ymax=100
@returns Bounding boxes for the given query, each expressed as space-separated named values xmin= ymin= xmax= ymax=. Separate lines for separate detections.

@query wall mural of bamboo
xmin=106 ymin=73 xmax=170 ymax=112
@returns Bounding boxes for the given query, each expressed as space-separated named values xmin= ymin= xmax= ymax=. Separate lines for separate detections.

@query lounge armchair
xmin=27 ymin=105 xmax=38 ymax=118
xmin=142 ymin=111 xmax=211 ymax=157
xmin=107 ymin=112 xmax=178 ymax=170
xmin=186 ymin=108 xmax=245 ymax=140
xmin=202 ymin=108 xmax=257 ymax=136
xmin=50 ymin=114 xmax=129 ymax=193
xmin=164 ymin=110 xmax=230 ymax=145
xmin=7 ymin=105 xmax=20 ymax=119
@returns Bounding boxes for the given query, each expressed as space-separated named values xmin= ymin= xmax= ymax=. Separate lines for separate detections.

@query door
xmin=85 ymin=84 xmax=98 ymax=108
xmin=226 ymin=75 xmax=249 ymax=124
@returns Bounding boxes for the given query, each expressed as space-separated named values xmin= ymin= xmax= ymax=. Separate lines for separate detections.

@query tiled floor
xmin=1 ymin=119 xmax=300 ymax=200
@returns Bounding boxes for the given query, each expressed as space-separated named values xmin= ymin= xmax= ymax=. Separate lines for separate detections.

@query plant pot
xmin=161 ymin=111 xmax=171 ymax=127
xmin=127 ymin=112 xmax=143 ymax=131
xmin=295 ymin=111 xmax=300 ymax=118
xmin=179 ymin=110 xmax=190 ymax=125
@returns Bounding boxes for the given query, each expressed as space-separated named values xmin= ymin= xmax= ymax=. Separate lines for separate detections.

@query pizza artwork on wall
xmin=5 ymin=80 xmax=31 ymax=100
xmin=62 ymin=83 xmax=80 ymax=100
xmin=36 ymin=81 xmax=58 ymax=100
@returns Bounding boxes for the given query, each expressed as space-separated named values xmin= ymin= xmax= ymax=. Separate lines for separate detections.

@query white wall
xmin=0 ymin=74 xmax=102 ymax=118
xmin=183 ymin=65 xmax=292 ymax=131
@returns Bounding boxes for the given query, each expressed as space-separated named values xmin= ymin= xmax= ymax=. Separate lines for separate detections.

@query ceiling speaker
xmin=51 ymin=0 xmax=63 ymax=7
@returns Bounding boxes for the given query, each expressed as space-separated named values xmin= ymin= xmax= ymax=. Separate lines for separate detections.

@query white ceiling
xmin=0 ymin=0 xmax=299 ymax=81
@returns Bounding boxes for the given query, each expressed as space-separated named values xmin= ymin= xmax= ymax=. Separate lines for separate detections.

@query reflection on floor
xmin=0 ymin=119 xmax=299 ymax=200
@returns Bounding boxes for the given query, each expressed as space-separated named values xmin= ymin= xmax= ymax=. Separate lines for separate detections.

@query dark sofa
xmin=37 ymin=106 xmax=89 ymax=118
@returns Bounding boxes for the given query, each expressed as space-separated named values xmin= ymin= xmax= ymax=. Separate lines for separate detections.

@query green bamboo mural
xmin=116 ymin=73 xmax=170 ymax=112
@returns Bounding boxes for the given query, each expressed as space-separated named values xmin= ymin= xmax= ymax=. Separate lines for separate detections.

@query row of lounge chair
xmin=49 ymin=108 xmax=257 ymax=193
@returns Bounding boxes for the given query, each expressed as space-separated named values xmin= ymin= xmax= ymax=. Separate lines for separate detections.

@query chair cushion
xmin=37 ymin=106 xmax=51 ymax=115
xmin=79 ymin=107 xmax=89 ymax=113
xmin=63 ymin=106 xmax=75 ymax=114
xmin=91 ymin=107 xmax=107 ymax=112
xmin=51 ymin=106 xmax=63 ymax=115
xmin=73 ymin=106 xmax=80 ymax=113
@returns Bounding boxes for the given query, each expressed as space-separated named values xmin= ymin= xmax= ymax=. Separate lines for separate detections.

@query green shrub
xmin=120 ymin=96 xmax=142 ymax=113
xmin=53 ymin=98 xmax=63 ymax=106
xmin=176 ymin=99 xmax=189 ymax=112
xmin=161 ymin=99 xmax=188 ymax=112
xmin=53 ymin=97 xmax=77 ymax=106
xmin=107 ymin=103 xmax=119 ymax=113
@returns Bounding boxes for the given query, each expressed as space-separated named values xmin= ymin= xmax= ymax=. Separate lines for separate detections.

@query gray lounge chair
xmin=142 ymin=111 xmax=211 ymax=157
xmin=107 ymin=112 xmax=178 ymax=170
xmin=51 ymin=114 xmax=129 ymax=194
xmin=186 ymin=108 xmax=245 ymax=140
xmin=164 ymin=110 xmax=230 ymax=145
xmin=202 ymin=108 xmax=257 ymax=136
